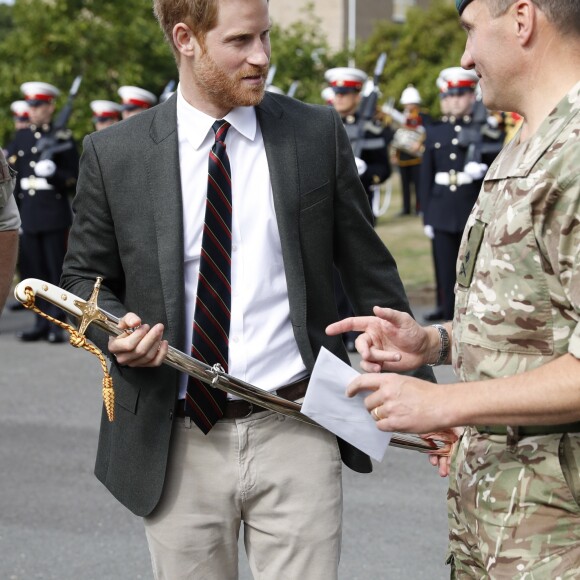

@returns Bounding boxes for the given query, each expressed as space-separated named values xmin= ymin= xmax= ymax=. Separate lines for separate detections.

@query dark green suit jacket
xmin=61 ymin=92 xmax=435 ymax=516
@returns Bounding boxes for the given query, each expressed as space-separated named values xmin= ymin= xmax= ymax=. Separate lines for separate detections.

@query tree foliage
xmin=0 ymin=0 xmax=467 ymax=146
xmin=268 ymin=4 xmax=345 ymax=103
xmin=0 ymin=0 xmax=176 ymax=145
xmin=356 ymin=0 xmax=467 ymax=116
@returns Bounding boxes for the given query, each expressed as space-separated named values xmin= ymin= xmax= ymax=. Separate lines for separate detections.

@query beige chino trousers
xmin=144 ymin=409 xmax=343 ymax=580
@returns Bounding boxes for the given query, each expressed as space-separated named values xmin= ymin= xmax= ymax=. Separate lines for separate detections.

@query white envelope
xmin=302 ymin=347 xmax=392 ymax=461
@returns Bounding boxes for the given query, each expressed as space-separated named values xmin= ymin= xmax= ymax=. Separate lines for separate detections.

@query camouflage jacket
xmin=0 ymin=149 xmax=20 ymax=231
xmin=453 ymin=81 xmax=580 ymax=382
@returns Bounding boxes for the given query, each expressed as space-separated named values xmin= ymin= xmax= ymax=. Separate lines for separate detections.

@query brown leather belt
xmin=175 ymin=376 xmax=309 ymax=420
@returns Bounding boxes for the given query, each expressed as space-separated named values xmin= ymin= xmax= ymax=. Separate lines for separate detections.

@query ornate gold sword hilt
xmin=74 ymin=276 xmax=109 ymax=336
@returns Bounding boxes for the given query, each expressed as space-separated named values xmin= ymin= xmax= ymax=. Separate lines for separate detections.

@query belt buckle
xmin=242 ymin=403 xmax=253 ymax=418
xmin=448 ymin=170 xmax=458 ymax=187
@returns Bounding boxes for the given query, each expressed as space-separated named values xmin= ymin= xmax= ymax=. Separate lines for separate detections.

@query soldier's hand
xmin=326 ymin=306 xmax=432 ymax=372
xmin=346 ymin=371 xmax=450 ymax=434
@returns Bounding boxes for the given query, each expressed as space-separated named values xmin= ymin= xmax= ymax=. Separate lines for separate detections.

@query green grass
xmin=373 ymin=173 xmax=436 ymax=305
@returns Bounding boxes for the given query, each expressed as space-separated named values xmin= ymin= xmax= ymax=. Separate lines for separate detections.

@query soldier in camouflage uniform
xmin=0 ymin=149 xmax=20 ymax=312
xmin=327 ymin=0 xmax=580 ymax=577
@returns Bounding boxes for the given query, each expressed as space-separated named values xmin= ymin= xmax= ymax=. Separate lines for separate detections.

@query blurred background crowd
xmin=1 ymin=0 xmax=521 ymax=343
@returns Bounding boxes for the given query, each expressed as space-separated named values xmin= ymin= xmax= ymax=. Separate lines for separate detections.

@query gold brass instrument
xmin=391 ymin=126 xmax=426 ymax=157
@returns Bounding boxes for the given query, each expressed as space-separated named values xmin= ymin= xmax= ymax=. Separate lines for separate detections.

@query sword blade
xmin=14 ymin=278 xmax=453 ymax=454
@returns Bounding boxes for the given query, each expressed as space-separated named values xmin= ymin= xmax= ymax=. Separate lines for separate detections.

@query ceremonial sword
xmin=14 ymin=277 xmax=454 ymax=455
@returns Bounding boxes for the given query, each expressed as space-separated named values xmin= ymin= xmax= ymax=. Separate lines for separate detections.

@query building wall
xmin=357 ymin=0 xmax=394 ymax=42
xmin=269 ymin=0 xmax=450 ymax=52
xmin=270 ymin=0 xmax=346 ymax=51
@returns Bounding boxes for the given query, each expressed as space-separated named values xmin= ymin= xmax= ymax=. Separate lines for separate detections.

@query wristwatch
xmin=428 ymin=324 xmax=450 ymax=367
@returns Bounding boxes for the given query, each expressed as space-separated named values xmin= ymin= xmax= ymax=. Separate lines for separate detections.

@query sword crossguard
xmin=74 ymin=277 xmax=108 ymax=335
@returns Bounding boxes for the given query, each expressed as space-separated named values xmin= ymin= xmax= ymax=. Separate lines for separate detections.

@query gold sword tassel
xmin=21 ymin=278 xmax=115 ymax=421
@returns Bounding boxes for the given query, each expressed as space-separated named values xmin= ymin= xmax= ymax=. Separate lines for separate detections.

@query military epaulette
xmin=55 ymin=128 xmax=72 ymax=140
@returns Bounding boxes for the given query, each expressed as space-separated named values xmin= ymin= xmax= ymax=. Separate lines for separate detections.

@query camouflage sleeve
xmin=0 ymin=195 xmax=21 ymax=231
xmin=541 ymin=173 xmax=580 ymax=358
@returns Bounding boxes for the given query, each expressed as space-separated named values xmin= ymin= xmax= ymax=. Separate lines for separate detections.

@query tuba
xmin=382 ymin=102 xmax=426 ymax=158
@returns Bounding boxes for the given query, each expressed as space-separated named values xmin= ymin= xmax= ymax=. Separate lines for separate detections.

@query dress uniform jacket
xmin=342 ymin=112 xmax=392 ymax=195
xmin=419 ymin=114 xmax=503 ymax=233
xmin=7 ymin=125 xmax=79 ymax=234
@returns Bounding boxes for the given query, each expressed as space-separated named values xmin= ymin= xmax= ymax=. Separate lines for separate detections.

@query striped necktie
xmin=185 ymin=120 xmax=232 ymax=433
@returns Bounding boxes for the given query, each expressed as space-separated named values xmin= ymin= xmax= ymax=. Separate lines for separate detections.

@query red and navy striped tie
xmin=185 ymin=120 xmax=232 ymax=433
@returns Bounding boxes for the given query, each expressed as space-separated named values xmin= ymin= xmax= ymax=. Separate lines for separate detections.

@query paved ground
xmin=0 ymin=300 xmax=455 ymax=580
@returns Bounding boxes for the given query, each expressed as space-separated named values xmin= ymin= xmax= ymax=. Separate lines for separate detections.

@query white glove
xmin=34 ymin=159 xmax=57 ymax=178
xmin=423 ymin=225 xmax=434 ymax=240
xmin=463 ymin=161 xmax=488 ymax=181
xmin=354 ymin=157 xmax=368 ymax=176
xmin=486 ymin=115 xmax=499 ymax=129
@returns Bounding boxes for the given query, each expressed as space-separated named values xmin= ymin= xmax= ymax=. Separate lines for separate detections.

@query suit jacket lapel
xmin=256 ymin=96 xmax=307 ymax=332
xmin=144 ymin=95 xmax=185 ymax=346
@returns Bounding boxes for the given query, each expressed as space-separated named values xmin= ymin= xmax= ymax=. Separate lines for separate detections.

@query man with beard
xmin=61 ymin=0 xmax=434 ymax=577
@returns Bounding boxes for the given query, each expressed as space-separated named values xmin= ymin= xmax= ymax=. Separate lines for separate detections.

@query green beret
xmin=456 ymin=0 xmax=474 ymax=14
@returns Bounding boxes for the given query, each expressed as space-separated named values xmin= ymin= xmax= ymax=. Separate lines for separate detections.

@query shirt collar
xmin=176 ymin=83 xmax=257 ymax=149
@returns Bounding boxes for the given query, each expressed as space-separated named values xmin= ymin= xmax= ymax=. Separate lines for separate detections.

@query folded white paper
xmin=302 ymin=347 xmax=392 ymax=461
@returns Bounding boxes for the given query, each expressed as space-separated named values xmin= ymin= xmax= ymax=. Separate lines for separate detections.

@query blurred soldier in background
xmin=419 ymin=67 xmax=504 ymax=321
xmin=10 ymin=100 xmax=30 ymax=132
xmin=421 ymin=73 xmax=452 ymax=322
xmin=0 ymin=149 xmax=20 ymax=314
xmin=325 ymin=66 xmax=393 ymax=351
xmin=6 ymin=81 xmax=79 ymax=342
xmin=90 ymin=100 xmax=123 ymax=131
xmin=325 ymin=67 xmax=393 ymax=218
xmin=118 ymin=85 xmax=157 ymax=119
xmin=391 ymin=85 xmax=430 ymax=216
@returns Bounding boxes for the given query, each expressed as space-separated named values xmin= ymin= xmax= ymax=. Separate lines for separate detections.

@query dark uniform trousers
xmin=396 ymin=111 xmax=431 ymax=215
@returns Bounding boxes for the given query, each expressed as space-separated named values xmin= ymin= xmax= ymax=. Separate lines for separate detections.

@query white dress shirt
xmin=176 ymin=87 xmax=308 ymax=399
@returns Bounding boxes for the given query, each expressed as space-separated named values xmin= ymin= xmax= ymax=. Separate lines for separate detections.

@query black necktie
xmin=185 ymin=120 xmax=232 ymax=433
